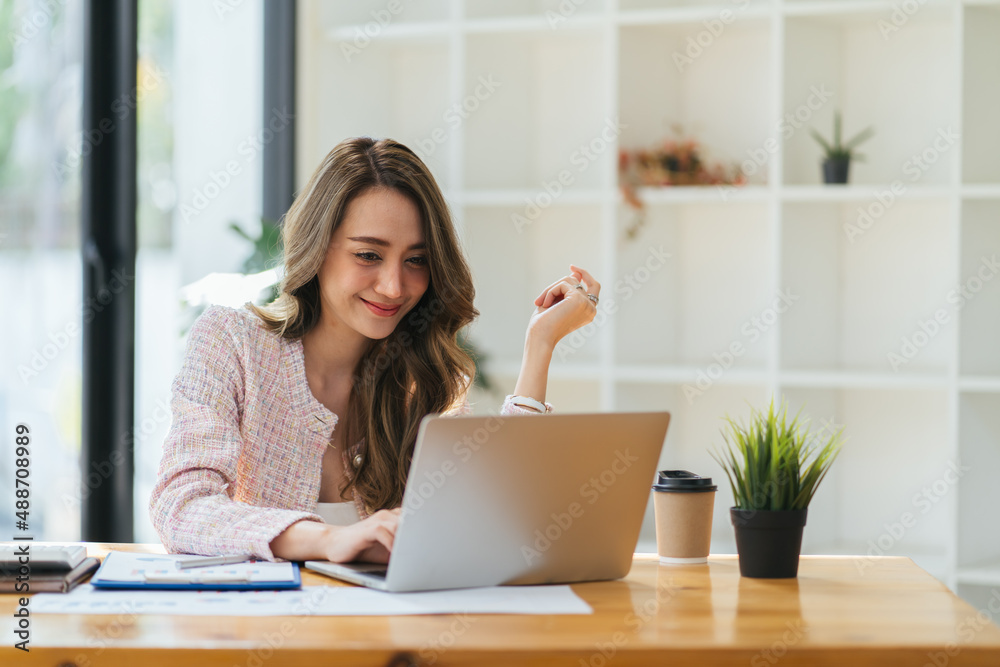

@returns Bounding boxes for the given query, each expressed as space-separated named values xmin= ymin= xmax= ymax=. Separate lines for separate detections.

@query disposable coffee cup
xmin=652 ymin=470 xmax=717 ymax=565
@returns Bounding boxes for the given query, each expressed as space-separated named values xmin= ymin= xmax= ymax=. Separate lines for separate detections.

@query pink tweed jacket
xmin=149 ymin=305 xmax=552 ymax=561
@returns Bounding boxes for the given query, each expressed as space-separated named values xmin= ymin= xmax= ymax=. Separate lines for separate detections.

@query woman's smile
xmin=360 ymin=298 xmax=401 ymax=317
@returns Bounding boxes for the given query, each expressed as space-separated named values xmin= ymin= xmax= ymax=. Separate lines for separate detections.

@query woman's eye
xmin=407 ymin=256 xmax=428 ymax=267
xmin=355 ymin=252 xmax=380 ymax=262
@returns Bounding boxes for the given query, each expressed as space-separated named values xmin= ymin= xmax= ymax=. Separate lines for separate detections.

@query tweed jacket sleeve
xmin=148 ymin=307 xmax=323 ymax=560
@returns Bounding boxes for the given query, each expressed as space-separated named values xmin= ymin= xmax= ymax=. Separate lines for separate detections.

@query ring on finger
xmin=586 ymin=293 xmax=599 ymax=305
xmin=573 ymin=283 xmax=586 ymax=291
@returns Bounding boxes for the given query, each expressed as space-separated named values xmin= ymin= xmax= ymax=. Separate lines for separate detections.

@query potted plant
xmin=711 ymin=399 xmax=844 ymax=578
xmin=809 ymin=111 xmax=874 ymax=184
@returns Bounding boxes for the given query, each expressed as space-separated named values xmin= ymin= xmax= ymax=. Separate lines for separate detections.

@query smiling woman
xmin=149 ymin=137 xmax=602 ymax=565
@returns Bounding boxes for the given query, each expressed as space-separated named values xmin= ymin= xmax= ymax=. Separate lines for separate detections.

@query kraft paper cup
xmin=652 ymin=470 xmax=717 ymax=565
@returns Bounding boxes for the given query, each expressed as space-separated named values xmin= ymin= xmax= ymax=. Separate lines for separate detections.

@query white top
xmin=314 ymin=501 xmax=360 ymax=526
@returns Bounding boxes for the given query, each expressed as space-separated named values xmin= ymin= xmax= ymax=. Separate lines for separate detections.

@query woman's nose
xmin=375 ymin=265 xmax=403 ymax=299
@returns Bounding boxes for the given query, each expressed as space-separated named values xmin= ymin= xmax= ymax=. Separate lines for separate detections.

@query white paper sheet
xmin=92 ymin=551 xmax=296 ymax=584
xmin=32 ymin=583 xmax=592 ymax=616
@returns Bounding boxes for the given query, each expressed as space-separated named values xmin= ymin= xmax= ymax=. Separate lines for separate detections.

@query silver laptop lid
xmin=385 ymin=411 xmax=670 ymax=592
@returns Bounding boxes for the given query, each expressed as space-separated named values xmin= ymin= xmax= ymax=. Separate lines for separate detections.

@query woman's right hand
xmin=322 ymin=508 xmax=401 ymax=564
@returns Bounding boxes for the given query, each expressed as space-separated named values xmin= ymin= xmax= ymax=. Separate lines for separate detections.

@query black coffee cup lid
xmin=652 ymin=470 xmax=717 ymax=492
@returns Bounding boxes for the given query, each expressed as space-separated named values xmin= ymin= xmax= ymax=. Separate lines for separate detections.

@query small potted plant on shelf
xmin=809 ymin=111 xmax=874 ymax=184
xmin=711 ymin=398 xmax=844 ymax=578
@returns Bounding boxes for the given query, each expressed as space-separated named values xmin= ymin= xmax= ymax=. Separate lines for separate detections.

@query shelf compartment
xmin=962 ymin=185 xmax=1000 ymax=200
xmin=614 ymin=201 xmax=773 ymax=369
xmin=779 ymin=370 xmax=949 ymax=391
xmin=780 ymin=200 xmax=955 ymax=374
xmin=780 ymin=387 xmax=953 ymax=561
xmin=462 ymin=29 xmax=610 ymax=191
xmin=324 ymin=23 xmax=452 ymax=43
xmin=617 ymin=2 xmax=773 ymax=24
xmin=614 ymin=364 xmax=769 ymax=385
xmin=463 ymin=204 xmax=603 ymax=365
xmin=296 ymin=33 xmax=454 ymax=189
xmin=958 ymin=376 xmax=1000 ymax=393
xmin=784 ymin=0 xmax=951 ymax=18
xmin=466 ymin=372 xmax=603 ymax=414
xmin=959 ymin=201 xmax=1000 ymax=376
xmin=782 ymin=11 xmax=956 ymax=186
xmin=781 ymin=184 xmax=952 ymax=202
xmin=957 ymin=393 xmax=1000 ymax=569
xmin=631 ymin=185 xmax=771 ymax=204
xmin=464 ymin=0 xmax=607 ymax=21
xmin=958 ymin=560 xmax=1000 ymax=587
xmin=963 ymin=3 xmax=1000 ymax=184
xmin=312 ymin=0 xmax=450 ymax=27
xmin=459 ymin=188 xmax=609 ymax=207
xmin=618 ymin=19 xmax=773 ymax=186
xmin=483 ymin=360 xmax=604 ymax=381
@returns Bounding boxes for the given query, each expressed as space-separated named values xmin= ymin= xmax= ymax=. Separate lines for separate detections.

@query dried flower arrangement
xmin=619 ymin=129 xmax=746 ymax=238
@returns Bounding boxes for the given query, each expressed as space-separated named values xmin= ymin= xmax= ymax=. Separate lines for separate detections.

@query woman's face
xmin=317 ymin=187 xmax=430 ymax=341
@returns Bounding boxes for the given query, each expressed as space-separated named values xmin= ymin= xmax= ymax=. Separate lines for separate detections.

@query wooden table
xmin=3 ymin=543 xmax=1000 ymax=666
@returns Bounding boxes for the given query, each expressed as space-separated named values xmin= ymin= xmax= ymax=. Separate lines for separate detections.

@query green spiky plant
xmin=711 ymin=399 xmax=844 ymax=511
xmin=809 ymin=111 xmax=874 ymax=162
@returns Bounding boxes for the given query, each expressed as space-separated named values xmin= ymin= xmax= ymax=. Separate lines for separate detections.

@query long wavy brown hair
xmin=250 ymin=137 xmax=478 ymax=513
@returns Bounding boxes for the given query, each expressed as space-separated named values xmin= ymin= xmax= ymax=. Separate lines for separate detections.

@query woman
xmin=149 ymin=137 xmax=602 ymax=564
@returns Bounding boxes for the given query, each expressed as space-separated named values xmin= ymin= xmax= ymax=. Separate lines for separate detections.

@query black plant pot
xmin=730 ymin=507 xmax=808 ymax=578
xmin=822 ymin=157 xmax=850 ymax=184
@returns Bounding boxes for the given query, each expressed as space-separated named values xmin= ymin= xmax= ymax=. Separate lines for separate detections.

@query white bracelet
xmin=509 ymin=394 xmax=547 ymax=413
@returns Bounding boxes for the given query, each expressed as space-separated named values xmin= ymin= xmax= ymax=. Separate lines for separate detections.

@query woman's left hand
xmin=526 ymin=264 xmax=601 ymax=349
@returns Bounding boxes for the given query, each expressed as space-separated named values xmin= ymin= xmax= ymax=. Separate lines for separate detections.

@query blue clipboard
xmin=89 ymin=552 xmax=302 ymax=591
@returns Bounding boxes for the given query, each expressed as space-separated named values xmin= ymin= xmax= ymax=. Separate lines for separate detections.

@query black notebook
xmin=0 ymin=544 xmax=87 ymax=571
xmin=0 ymin=557 xmax=100 ymax=594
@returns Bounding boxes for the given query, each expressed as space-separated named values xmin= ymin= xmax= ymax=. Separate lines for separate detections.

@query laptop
xmin=305 ymin=410 xmax=670 ymax=592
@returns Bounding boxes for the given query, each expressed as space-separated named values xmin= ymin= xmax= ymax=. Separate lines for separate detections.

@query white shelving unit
xmin=297 ymin=0 xmax=1000 ymax=601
